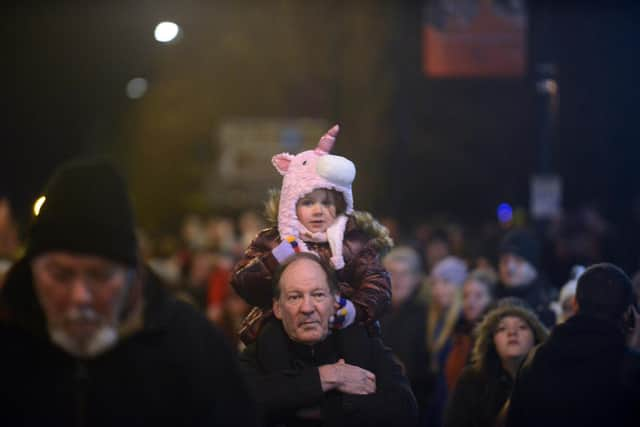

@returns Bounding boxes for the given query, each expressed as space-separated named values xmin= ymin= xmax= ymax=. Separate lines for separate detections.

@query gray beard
xmin=50 ymin=326 xmax=118 ymax=358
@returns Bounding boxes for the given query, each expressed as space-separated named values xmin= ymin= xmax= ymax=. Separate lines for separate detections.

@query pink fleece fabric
xmin=271 ymin=125 xmax=356 ymax=268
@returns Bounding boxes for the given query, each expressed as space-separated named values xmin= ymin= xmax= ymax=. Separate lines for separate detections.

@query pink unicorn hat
xmin=271 ymin=125 xmax=356 ymax=268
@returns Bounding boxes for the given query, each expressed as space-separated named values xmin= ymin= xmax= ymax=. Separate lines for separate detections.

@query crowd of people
xmin=0 ymin=125 xmax=639 ymax=426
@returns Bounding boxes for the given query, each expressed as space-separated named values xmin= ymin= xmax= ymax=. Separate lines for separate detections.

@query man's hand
xmin=318 ymin=359 xmax=376 ymax=395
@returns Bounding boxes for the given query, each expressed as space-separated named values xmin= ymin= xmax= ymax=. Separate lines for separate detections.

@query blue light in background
xmin=497 ymin=203 xmax=513 ymax=223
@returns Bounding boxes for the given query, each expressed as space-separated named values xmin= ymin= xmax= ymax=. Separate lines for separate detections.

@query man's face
xmin=386 ymin=259 xmax=420 ymax=307
xmin=273 ymin=258 xmax=335 ymax=345
xmin=31 ymin=252 xmax=132 ymax=356
xmin=499 ymin=253 xmax=537 ymax=287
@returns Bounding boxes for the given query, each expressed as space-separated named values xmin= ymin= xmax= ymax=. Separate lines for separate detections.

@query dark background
xmin=4 ymin=0 xmax=640 ymax=237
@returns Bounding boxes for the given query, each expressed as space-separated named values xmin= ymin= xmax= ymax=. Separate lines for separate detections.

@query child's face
xmin=493 ymin=315 xmax=535 ymax=362
xmin=295 ymin=189 xmax=337 ymax=233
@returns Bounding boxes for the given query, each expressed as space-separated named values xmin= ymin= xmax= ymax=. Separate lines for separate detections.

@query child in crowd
xmin=231 ymin=125 xmax=393 ymax=344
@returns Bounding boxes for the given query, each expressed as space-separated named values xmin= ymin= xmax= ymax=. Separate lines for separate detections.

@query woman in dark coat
xmin=444 ymin=299 xmax=548 ymax=427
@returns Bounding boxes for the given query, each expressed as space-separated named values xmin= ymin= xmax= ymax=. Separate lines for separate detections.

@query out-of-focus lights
xmin=33 ymin=196 xmax=46 ymax=216
xmin=497 ymin=203 xmax=513 ymax=223
xmin=126 ymin=77 xmax=148 ymax=99
xmin=154 ymin=21 xmax=180 ymax=43
xmin=536 ymin=78 xmax=558 ymax=95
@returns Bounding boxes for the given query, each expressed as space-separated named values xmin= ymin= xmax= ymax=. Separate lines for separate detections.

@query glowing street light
xmin=33 ymin=196 xmax=46 ymax=216
xmin=154 ymin=21 xmax=180 ymax=43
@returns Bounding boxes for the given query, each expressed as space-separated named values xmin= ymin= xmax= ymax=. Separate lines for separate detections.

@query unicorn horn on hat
xmin=315 ymin=124 xmax=340 ymax=154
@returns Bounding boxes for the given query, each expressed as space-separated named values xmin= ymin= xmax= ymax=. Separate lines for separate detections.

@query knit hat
xmin=576 ymin=262 xmax=633 ymax=320
xmin=499 ymin=229 xmax=540 ymax=268
xmin=431 ymin=256 xmax=468 ymax=286
xmin=271 ymin=125 xmax=355 ymax=267
xmin=25 ymin=158 xmax=138 ymax=266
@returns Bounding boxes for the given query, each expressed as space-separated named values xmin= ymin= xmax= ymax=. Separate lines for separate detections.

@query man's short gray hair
xmin=383 ymin=246 xmax=422 ymax=274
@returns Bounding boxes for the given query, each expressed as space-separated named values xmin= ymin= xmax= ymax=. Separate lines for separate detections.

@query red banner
xmin=423 ymin=0 xmax=527 ymax=78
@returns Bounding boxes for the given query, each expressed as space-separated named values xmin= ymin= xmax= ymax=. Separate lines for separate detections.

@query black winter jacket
xmin=0 ymin=259 xmax=258 ymax=427
xmin=239 ymin=318 xmax=418 ymax=427
xmin=380 ymin=290 xmax=432 ymax=412
xmin=506 ymin=314 xmax=640 ymax=427
xmin=444 ymin=365 xmax=513 ymax=427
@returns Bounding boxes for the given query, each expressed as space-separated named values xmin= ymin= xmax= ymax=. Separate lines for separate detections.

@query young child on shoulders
xmin=231 ymin=125 xmax=393 ymax=344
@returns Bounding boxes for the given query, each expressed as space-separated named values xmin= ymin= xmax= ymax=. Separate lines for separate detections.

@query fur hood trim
xmin=471 ymin=300 xmax=549 ymax=373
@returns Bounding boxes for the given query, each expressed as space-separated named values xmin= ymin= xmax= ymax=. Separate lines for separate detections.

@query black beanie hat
xmin=25 ymin=158 xmax=138 ymax=266
xmin=498 ymin=229 xmax=540 ymax=268
xmin=576 ymin=263 xmax=633 ymax=320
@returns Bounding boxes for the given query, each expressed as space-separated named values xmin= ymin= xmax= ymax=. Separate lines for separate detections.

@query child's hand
xmin=272 ymin=236 xmax=301 ymax=263
xmin=330 ymin=295 xmax=356 ymax=329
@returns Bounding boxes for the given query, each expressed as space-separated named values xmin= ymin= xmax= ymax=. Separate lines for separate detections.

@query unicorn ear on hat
xmin=271 ymin=153 xmax=295 ymax=176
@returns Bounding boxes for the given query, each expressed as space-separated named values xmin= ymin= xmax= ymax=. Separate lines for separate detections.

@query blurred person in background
xmin=174 ymin=248 xmax=216 ymax=311
xmin=506 ymin=263 xmax=640 ymax=427
xmin=175 ymin=213 xmax=207 ymax=283
xmin=206 ymin=251 xmax=236 ymax=323
xmin=444 ymin=269 xmax=497 ymax=392
xmin=145 ymin=233 xmax=182 ymax=289
xmin=180 ymin=213 xmax=207 ymax=252
xmin=205 ymin=216 xmax=240 ymax=255
xmin=238 ymin=209 xmax=265 ymax=249
xmin=446 ymin=223 xmax=466 ymax=259
xmin=425 ymin=255 xmax=467 ymax=427
xmin=216 ymin=286 xmax=250 ymax=352
xmin=444 ymin=299 xmax=548 ymax=427
xmin=423 ymin=227 xmax=451 ymax=274
xmin=496 ymin=228 xmax=556 ymax=327
xmin=381 ymin=246 xmax=432 ymax=425
xmin=549 ymin=265 xmax=585 ymax=324
xmin=0 ymin=158 xmax=257 ymax=426
xmin=545 ymin=205 xmax=616 ymax=289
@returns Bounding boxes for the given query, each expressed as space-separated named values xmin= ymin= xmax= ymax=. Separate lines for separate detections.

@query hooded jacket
xmin=0 ymin=259 xmax=257 ymax=427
